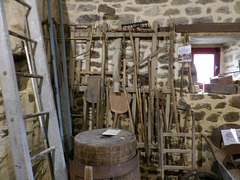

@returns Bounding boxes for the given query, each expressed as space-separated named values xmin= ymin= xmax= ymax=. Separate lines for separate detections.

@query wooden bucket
xmin=70 ymin=128 xmax=140 ymax=180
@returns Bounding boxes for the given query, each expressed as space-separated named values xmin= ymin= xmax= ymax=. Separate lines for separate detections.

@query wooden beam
xmin=159 ymin=23 xmax=240 ymax=33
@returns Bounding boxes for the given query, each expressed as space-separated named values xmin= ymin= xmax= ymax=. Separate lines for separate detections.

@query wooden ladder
xmin=159 ymin=105 xmax=196 ymax=179
xmin=0 ymin=1 xmax=68 ymax=179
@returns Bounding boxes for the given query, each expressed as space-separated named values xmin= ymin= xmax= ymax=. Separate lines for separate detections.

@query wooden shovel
xmin=109 ymin=88 xmax=131 ymax=128
xmin=84 ymin=76 xmax=102 ymax=129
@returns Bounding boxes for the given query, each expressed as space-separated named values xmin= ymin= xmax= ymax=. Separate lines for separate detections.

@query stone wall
xmin=62 ymin=0 xmax=240 ymax=87
xmin=221 ymin=41 xmax=240 ymax=80
xmin=180 ymin=93 xmax=240 ymax=168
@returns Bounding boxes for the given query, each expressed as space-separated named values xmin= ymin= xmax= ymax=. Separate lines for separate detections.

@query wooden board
xmin=85 ymin=76 xmax=102 ymax=103
xmin=204 ymin=83 xmax=237 ymax=94
xmin=210 ymin=76 xmax=233 ymax=84
xmin=109 ymin=88 xmax=131 ymax=114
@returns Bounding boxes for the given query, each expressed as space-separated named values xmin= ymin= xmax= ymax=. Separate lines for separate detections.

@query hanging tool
xmin=112 ymin=38 xmax=122 ymax=93
xmin=105 ymin=78 xmax=111 ymax=128
xmin=129 ymin=31 xmax=144 ymax=139
xmin=84 ymin=76 xmax=102 ymax=129
xmin=169 ymin=22 xmax=180 ymax=133
xmin=109 ymin=88 xmax=131 ymax=128
xmin=123 ymin=59 xmax=135 ymax=133
xmin=148 ymin=58 xmax=154 ymax=142
xmin=99 ymin=23 xmax=108 ymax=129
xmin=142 ymin=88 xmax=150 ymax=165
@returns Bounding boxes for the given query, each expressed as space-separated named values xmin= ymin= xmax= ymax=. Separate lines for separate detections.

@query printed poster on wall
xmin=178 ymin=45 xmax=192 ymax=62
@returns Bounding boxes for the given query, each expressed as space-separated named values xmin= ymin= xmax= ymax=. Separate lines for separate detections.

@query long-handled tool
xmin=84 ymin=76 xmax=102 ymax=129
xmin=142 ymin=88 xmax=150 ymax=165
xmin=105 ymin=78 xmax=111 ymax=128
xmin=129 ymin=31 xmax=144 ymax=139
xmin=112 ymin=38 xmax=122 ymax=93
xmin=123 ymin=59 xmax=135 ymax=133
xmin=169 ymin=22 xmax=180 ymax=133
xmin=109 ymin=88 xmax=131 ymax=128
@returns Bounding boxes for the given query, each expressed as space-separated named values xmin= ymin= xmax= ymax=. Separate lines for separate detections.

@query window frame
xmin=191 ymin=48 xmax=221 ymax=89
xmin=192 ymin=48 xmax=220 ymax=76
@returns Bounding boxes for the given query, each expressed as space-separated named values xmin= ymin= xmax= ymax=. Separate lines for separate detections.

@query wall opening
xmin=192 ymin=48 xmax=220 ymax=89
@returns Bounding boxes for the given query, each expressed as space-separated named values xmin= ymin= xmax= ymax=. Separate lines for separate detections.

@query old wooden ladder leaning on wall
xmin=0 ymin=0 xmax=68 ymax=179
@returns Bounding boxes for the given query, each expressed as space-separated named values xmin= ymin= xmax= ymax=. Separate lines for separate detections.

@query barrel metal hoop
xmin=69 ymin=150 xmax=139 ymax=179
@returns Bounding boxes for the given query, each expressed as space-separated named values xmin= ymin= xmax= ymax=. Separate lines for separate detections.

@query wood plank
xmin=162 ymin=132 xmax=193 ymax=137
xmin=68 ymin=31 xmax=169 ymax=39
xmin=163 ymin=149 xmax=192 ymax=153
xmin=204 ymin=83 xmax=238 ymax=94
xmin=84 ymin=166 xmax=93 ymax=180
xmin=163 ymin=165 xmax=193 ymax=170
xmin=112 ymin=38 xmax=122 ymax=92
xmin=160 ymin=23 xmax=240 ymax=33
xmin=210 ymin=76 xmax=233 ymax=84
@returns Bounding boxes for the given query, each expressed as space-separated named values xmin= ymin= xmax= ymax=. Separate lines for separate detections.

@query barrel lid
xmin=74 ymin=128 xmax=136 ymax=147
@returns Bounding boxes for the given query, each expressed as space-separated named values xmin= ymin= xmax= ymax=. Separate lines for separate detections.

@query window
xmin=192 ymin=48 xmax=220 ymax=89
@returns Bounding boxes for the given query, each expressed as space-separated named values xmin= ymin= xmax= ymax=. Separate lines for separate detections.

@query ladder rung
xmin=163 ymin=165 xmax=193 ymax=170
xmin=16 ymin=72 xmax=43 ymax=79
xmin=162 ymin=132 xmax=193 ymax=137
xmin=163 ymin=149 xmax=192 ymax=153
xmin=9 ymin=30 xmax=37 ymax=44
xmin=31 ymin=146 xmax=55 ymax=161
xmin=137 ymin=142 xmax=158 ymax=149
xmin=15 ymin=0 xmax=31 ymax=9
xmin=23 ymin=111 xmax=49 ymax=119
xmin=71 ymin=113 xmax=81 ymax=117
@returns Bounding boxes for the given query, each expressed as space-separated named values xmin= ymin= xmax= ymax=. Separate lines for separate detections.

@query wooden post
xmin=150 ymin=21 xmax=158 ymax=142
xmin=169 ymin=22 xmax=180 ymax=133
xmin=84 ymin=166 xmax=93 ymax=180
xmin=129 ymin=31 xmax=144 ymax=139
xmin=69 ymin=25 xmax=76 ymax=108
xmin=101 ymin=22 xmax=107 ymax=86
xmin=180 ymin=62 xmax=185 ymax=97
xmin=135 ymin=37 xmax=144 ymax=141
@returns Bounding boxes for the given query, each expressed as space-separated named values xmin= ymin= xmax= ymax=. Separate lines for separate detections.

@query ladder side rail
xmin=15 ymin=0 xmax=31 ymax=9
xmin=191 ymin=109 xmax=196 ymax=170
xmin=0 ymin=2 xmax=34 ymax=179
xmin=24 ymin=0 xmax=68 ymax=179
xmin=23 ymin=40 xmax=54 ymax=178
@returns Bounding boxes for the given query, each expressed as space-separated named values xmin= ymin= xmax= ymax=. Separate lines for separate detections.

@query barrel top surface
xmin=74 ymin=128 xmax=136 ymax=147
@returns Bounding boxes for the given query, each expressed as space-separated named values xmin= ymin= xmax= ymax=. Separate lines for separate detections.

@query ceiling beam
xmin=159 ymin=23 xmax=240 ymax=33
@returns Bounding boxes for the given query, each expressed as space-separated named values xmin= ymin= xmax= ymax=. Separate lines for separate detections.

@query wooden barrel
xmin=70 ymin=128 xmax=140 ymax=180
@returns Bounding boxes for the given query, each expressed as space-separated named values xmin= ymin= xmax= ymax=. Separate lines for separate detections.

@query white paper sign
xmin=178 ymin=45 xmax=192 ymax=62
xmin=102 ymin=129 xmax=121 ymax=136
xmin=221 ymin=128 xmax=240 ymax=145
